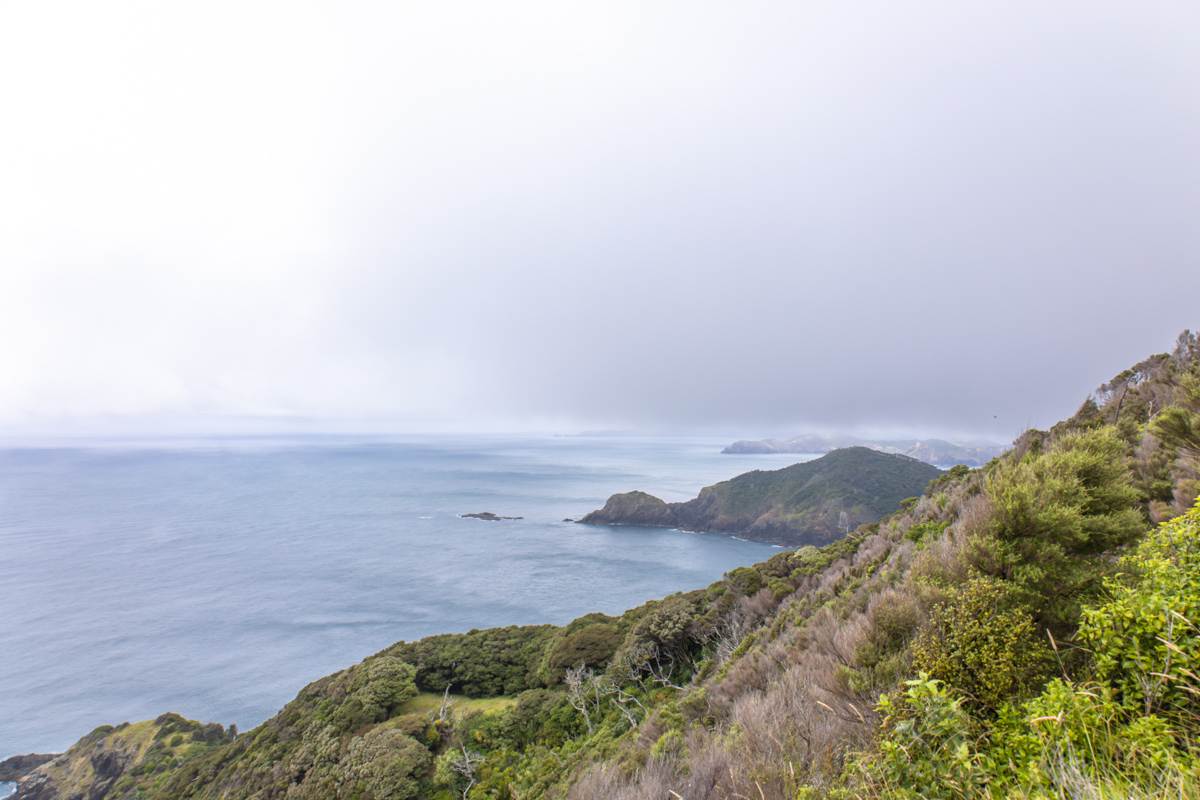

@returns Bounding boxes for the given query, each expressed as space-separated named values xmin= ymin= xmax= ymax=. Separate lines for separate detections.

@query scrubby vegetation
xmin=15 ymin=331 xmax=1200 ymax=799
xmin=853 ymin=500 xmax=1200 ymax=799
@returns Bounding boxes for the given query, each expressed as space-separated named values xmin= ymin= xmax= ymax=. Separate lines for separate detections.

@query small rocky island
xmin=460 ymin=512 xmax=523 ymax=521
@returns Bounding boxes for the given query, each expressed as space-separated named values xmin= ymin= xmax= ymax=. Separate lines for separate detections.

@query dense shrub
xmin=610 ymin=594 xmax=705 ymax=681
xmin=985 ymin=679 xmax=1184 ymax=795
xmin=337 ymin=657 xmax=419 ymax=729
xmin=862 ymin=675 xmax=983 ymax=800
xmin=851 ymin=591 xmax=922 ymax=694
xmin=977 ymin=426 xmax=1144 ymax=626
xmin=854 ymin=502 xmax=1200 ymax=800
xmin=504 ymin=689 xmax=579 ymax=748
xmin=911 ymin=577 xmax=1052 ymax=710
xmin=541 ymin=623 xmax=623 ymax=683
xmin=1080 ymin=500 xmax=1200 ymax=719
xmin=341 ymin=728 xmax=431 ymax=799
xmin=725 ymin=566 xmax=764 ymax=596
xmin=388 ymin=625 xmax=556 ymax=696
xmin=904 ymin=519 xmax=948 ymax=544
xmin=1152 ymin=405 xmax=1200 ymax=459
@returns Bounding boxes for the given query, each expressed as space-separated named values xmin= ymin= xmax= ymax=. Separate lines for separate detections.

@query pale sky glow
xmin=1 ymin=1 xmax=1198 ymax=438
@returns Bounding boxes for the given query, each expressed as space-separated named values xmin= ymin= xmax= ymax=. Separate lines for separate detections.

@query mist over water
xmin=0 ymin=435 xmax=790 ymax=756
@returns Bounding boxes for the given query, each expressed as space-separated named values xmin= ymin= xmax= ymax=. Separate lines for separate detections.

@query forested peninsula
xmin=580 ymin=447 xmax=942 ymax=546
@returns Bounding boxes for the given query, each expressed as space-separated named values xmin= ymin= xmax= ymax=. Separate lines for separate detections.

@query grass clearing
xmin=401 ymin=692 xmax=517 ymax=716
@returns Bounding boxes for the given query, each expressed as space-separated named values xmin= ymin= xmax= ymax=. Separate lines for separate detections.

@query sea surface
xmin=0 ymin=434 xmax=804 ymax=765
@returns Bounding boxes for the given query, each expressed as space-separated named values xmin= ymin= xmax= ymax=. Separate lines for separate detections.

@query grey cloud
xmin=1 ymin=1 xmax=1197 ymax=438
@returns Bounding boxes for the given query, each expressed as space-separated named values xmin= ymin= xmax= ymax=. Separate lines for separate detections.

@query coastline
xmin=0 ymin=435 xmax=781 ymax=758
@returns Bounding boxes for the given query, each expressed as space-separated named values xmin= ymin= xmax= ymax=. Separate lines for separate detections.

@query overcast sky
xmin=1 ymin=1 xmax=1197 ymax=440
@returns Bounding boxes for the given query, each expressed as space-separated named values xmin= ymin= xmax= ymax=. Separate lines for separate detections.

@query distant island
xmin=580 ymin=447 xmax=942 ymax=545
xmin=722 ymin=434 xmax=1004 ymax=467
xmin=461 ymin=512 xmax=523 ymax=521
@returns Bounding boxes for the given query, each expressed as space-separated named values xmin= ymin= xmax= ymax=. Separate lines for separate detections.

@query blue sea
xmin=0 ymin=434 xmax=801 ymax=766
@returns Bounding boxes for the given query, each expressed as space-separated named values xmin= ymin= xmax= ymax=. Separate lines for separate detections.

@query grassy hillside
xmin=13 ymin=330 xmax=1200 ymax=800
xmin=582 ymin=447 xmax=943 ymax=545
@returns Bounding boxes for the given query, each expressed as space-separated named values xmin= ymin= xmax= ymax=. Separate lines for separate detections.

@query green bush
xmin=856 ymin=596 xmax=921 ymax=669
xmin=388 ymin=625 xmax=555 ymax=696
xmin=980 ymin=426 xmax=1144 ymax=626
xmin=541 ymin=622 xmax=623 ymax=682
xmin=725 ymin=566 xmax=764 ymax=596
xmin=911 ymin=577 xmax=1052 ymax=710
xmin=1151 ymin=405 xmax=1200 ymax=458
xmin=904 ymin=519 xmax=948 ymax=544
xmin=1079 ymin=500 xmax=1200 ymax=719
xmin=864 ymin=675 xmax=983 ymax=799
xmin=503 ymin=688 xmax=579 ymax=748
xmin=333 ymin=657 xmax=419 ymax=730
xmin=341 ymin=728 xmax=431 ymax=799
xmin=858 ymin=503 xmax=1200 ymax=799
xmin=611 ymin=594 xmax=703 ymax=680
xmin=985 ymin=679 xmax=1181 ymax=795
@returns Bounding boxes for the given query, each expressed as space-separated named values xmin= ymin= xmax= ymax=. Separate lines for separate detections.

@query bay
xmin=0 ymin=435 xmax=800 ymax=756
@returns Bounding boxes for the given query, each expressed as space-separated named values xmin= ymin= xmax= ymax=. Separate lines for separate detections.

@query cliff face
xmin=580 ymin=447 xmax=943 ymax=545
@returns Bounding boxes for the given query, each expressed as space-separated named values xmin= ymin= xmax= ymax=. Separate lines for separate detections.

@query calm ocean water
xmin=0 ymin=434 xmax=800 ymax=762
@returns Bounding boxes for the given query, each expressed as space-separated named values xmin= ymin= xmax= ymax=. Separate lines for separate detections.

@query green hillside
xmin=582 ymin=447 xmax=943 ymax=545
xmin=12 ymin=331 xmax=1200 ymax=800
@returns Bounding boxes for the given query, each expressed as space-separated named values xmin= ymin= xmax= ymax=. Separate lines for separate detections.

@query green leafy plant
xmin=911 ymin=577 xmax=1052 ymax=710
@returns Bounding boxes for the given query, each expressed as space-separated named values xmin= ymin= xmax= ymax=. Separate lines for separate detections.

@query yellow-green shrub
xmin=911 ymin=577 xmax=1052 ymax=710
xmin=1080 ymin=500 xmax=1200 ymax=719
